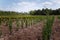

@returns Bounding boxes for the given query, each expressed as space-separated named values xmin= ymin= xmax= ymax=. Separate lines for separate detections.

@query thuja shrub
xmin=58 ymin=16 xmax=60 ymax=19
xmin=25 ymin=18 xmax=27 ymax=28
xmin=16 ymin=19 xmax=20 ymax=31
xmin=8 ymin=18 xmax=12 ymax=35
xmin=23 ymin=17 xmax=27 ymax=28
xmin=0 ymin=18 xmax=1 ymax=25
xmin=0 ymin=18 xmax=2 ymax=37
xmin=42 ymin=16 xmax=54 ymax=40
xmin=21 ymin=18 xmax=24 ymax=28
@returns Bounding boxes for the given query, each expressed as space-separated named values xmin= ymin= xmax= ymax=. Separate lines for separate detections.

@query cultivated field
xmin=0 ymin=15 xmax=60 ymax=40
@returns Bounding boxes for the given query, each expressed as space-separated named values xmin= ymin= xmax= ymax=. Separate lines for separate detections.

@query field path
xmin=50 ymin=16 xmax=60 ymax=40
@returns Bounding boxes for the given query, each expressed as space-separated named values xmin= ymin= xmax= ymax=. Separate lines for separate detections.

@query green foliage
xmin=8 ymin=18 xmax=12 ymax=34
xmin=0 ymin=18 xmax=2 ymax=37
xmin=0 ymin=30 xmax=2 ymax=37
xmin=42 ymin=16 xmax=54 ymax=40
xmin=16 ymin=19 xmax=20 ymax=31
xmin=29 ymin=8 xmax=60 ymax=15
xmin=29 ymin=10 xmax=36 ymax=15
xmin=0 ymin=18 xmax=1 ymax=25
xmin=25 ymin=18 xmax=28 ymax=28
xmin=58 ymin=16 xmax=60 ymax=19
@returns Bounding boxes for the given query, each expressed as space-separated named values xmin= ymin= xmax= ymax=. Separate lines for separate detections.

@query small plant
xmin=16 ymin=19 xmax=20 ymax=31
xmin=8 ymin=18 xmax=12 ymax=35
xmin=25 ymin=19 xmax=27 ymax=28
xmin=0 ymin=18 xmax=1 ymax=25
xmin=21 ymin=19 xmax=24 ymax=28
xmin=58 ymin=16 xmax=60 ymax=19
xmin=42 ymin=16 xmax=54 ymax=40
xmin=0 ymin=18 xmax=2 ymax=37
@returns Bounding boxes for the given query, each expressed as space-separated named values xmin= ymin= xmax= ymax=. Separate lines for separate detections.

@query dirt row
xmin=0 ymin=21 xmax=45 ymax=40
xmin=50 ymin=16 xmax=60 ymax=40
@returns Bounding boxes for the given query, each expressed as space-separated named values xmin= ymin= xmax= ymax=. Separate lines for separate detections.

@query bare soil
xmin=50 ymin=16 xmax=60 ymax=40
xmin=0 ymin=21 xmax=45 ymax=40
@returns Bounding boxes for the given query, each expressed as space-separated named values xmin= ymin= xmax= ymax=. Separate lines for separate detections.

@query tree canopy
xmin=29 ymin=8 xmax=60 ymax=15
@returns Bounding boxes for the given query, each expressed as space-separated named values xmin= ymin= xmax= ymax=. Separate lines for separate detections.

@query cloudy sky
xmin=0 ymin=0 xmax=60 ymax=12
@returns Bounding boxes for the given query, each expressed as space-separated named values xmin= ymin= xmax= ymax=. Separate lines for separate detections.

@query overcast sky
xmin=0 ymin=0 xmax=60 ymax=12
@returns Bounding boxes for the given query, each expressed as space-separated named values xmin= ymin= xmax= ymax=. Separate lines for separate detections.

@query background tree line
xmin=0 ymin=8 xmax=60 ymax=16
xmin=0 ymin=10 xmax=28 ymax=16
xmin=29 ymin=8 xmax=60 ymax=15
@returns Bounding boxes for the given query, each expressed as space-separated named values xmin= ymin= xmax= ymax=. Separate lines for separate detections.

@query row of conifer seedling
xmin=0 ymin=16 xmax=45 ymax=36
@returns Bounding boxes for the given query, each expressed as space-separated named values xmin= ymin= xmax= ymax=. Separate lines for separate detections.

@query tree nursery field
xmin=0 ymin=15 xmax=60 ymax=40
